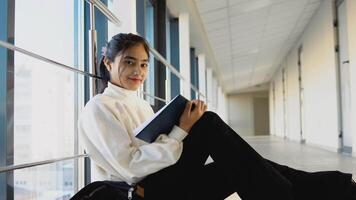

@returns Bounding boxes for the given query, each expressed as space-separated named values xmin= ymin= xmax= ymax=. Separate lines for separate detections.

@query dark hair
xmin=95 ymin=33 xmax=150 ymax=94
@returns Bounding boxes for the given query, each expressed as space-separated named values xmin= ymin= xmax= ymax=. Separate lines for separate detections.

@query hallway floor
xmin=225 ymin=136 xmax=356 ymax=200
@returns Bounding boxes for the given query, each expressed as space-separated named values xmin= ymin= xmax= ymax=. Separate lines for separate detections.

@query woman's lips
xmin=129 ymin=78 xmax=142 ymax=83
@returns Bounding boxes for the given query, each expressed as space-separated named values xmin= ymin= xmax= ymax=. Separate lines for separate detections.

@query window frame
xmin=137 ymin=0 xmax=157 ymax=107
xmin=0 ymin=0 xmax=15 ymax=199
xmin=83 ymin=0 xmax=108 ymax=186
xmin=136 ymin=0 xmax=168 ymax=111
xmin=153 ymin=0 xmax=167 ymax=111
xmin=169 ymin=17 xmax=180 ymax=99
xmin=190 ymin=48 xmax=199 ymax=99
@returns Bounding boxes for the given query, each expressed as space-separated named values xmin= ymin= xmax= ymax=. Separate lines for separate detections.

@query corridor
xmin=225 ymin=136 xmax=356 ymax=200
xmin=247 ymin=136 xmax=356 ymax=178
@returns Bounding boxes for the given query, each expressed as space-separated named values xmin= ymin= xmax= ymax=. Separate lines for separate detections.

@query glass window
xmin=144 ymin=0 xmax=155 ymax=105
xmin=136 ymin=0 xmax=156 ymax=105
xmin=169 ymin=18 xmax=180 ymax=98
xmin=85 ymin=0 xmax=108 ymax=95
xmin=14 ymin=0 xmax=77 ymax=199
xmin=205 ymin=69 xmax=208 ymax=102
xmin=195 ymin=56 xmax=199 ymax=97
xmin=165 ymin=12 xmax=171 ymax=100
xmin=9 ymin=161 xmax=75 ymax=200
xmin=190 ymin=48 xmax=199 ymax=99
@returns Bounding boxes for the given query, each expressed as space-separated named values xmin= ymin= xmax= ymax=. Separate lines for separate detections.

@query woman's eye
xmin=141 ymin=63 xmax=148 ymax=68
xmin=125 ymin=60 xmax=134 ymax=65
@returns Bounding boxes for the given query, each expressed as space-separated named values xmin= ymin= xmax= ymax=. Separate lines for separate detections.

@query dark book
xmin=134 ymin=94 xmax=194 ymax=143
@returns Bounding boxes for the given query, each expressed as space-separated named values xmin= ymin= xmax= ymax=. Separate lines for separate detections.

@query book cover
xmin=134 ymin=94 xmax=189 ymax=143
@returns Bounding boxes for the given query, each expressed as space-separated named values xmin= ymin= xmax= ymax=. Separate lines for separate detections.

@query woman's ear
xmin=103 ymin=57 xmax=112 ymax=71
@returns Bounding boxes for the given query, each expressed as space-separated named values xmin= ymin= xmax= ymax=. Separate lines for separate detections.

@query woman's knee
xmin=189 ymin=111 xmax=218 ymax=132
xmin=193 ymin=111 xmax=224 ymax=131
xmin=202 ymin=111 xmax=220 ymax=120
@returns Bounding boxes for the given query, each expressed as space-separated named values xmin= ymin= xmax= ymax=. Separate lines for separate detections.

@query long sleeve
xmin=78 ymin=99 xmax=188 ymax=185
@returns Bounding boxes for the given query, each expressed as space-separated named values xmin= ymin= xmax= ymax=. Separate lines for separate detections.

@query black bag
xmin=70 ymin=181 xmax=142 ymax=200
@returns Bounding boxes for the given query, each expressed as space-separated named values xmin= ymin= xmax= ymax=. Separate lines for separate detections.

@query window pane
xmin=190 ymin=48 xmax=198 ymax=99
xmin=144 ymin=0 xmax=155 ymax=105
xmin=13 ymin=59 xmax=75 ymax=163
xmin=14 ymin=0 xmax=76 ymax=199
xmin=13 ymin=160 xmax=75 ymax=200
xmin=166 ymin=13 xmax=171 ymax=100
xmin=169 ymin=18 xmax=180 ymax=98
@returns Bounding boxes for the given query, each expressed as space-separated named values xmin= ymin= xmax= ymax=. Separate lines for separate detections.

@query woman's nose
xmin=133 ymin=65 xmax=141 ymax=74
xmin=136 ymin=64 xmax=144 ymax=72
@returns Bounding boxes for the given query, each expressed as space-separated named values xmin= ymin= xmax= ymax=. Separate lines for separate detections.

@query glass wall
xmin=136 ymin=0 xmax=157 ymax=105
xmin=11 ymin=161 xmax=74 ymax=200
xmin=190 ymin=48 xmax=199 ymax=99
xmin=13 ymin=0 xmax=77 ymax=199
xmin=169 ymin=18 xmax=180 ymax=99
xmin=135 ymin=0 xmax=156 ymax=105
xmin=1 ymin=0 xmax=212 ymax=199
xmin=145 ymin=0 xmax=156 ymax=105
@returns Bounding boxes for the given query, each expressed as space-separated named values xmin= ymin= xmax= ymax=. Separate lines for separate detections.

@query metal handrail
xmin=0 ymin=40 xmax=170 ymax=103
xmin=0 ymin=40 xmax=207 ymax=102
xmin=85 ymin=0 xmax=122 ymax=27
xmin=147 ymin=45 xmax=206 ymax=99
xmin=84 ymin=0 xmax=206 ymax=98
xmin=141 ymin=91 xmax=168 ymax=103
xmin=0 ymin=154 xmax=89 ymax=173
xmin=0 ymin=41 xmax=101 ymax=80
xmin=0 ymin=0 xmax=210 ymax=174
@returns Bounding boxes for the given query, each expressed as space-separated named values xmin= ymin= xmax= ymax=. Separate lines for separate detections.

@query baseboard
xmin=338 ymin=146 xmax=352 ymax=154
xmin=305 ymin=142 xmax=339 ymax=153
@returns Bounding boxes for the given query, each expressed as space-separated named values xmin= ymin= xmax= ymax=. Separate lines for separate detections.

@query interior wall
xmin=346 ymin=0 xmax=356 ymax=156
xmin=269 ymin=82 xmax=275 ymax=135
xmin=228 ymin=91 xmax=269 ymax=136
xmin=302 ymin=0 xmax=339 ymax=150
xmin=274 ymin=70 xmax=285 ymax=137
xmin=270 ymin=0 xmax=340 ymax=151
xmin=285 ymin=50 xmax=302 ymax=141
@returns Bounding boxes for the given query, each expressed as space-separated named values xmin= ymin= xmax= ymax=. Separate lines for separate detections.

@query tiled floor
xmin=224 ymin=136 xmax=356 ymax=200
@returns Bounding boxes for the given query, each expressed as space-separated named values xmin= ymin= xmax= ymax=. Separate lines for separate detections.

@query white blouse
xmin=78 ymin=82 xmax=188 ymax=185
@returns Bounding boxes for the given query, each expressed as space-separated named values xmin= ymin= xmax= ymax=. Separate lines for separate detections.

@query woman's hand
xmin=178 ymin=100 xmax=207 ymax=133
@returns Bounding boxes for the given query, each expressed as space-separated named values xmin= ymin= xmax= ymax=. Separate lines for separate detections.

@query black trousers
xmin=138 ymin=111 xmax=353 ymax=200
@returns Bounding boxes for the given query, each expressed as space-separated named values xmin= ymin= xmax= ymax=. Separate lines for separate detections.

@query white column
xmin=179 ymin=13 xmax=191 ymax=99
xmin=198 ymin=54 xmax=207 ymax=101
xmin=269 ymin=82 xmax=275 ymax=136
xmin=212 ymin=77 xmax=218 ymax=111
xmin=206 ymin=68 xmax=213 ymax=111
xmin=108 ymin=0 xmax=137 ymax=37
xmin=217 ymin=86 xmax=227 ymax=121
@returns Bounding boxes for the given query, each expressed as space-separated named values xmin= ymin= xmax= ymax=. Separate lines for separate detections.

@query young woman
xmin=78 ymin=33 xmax=356 ymax=200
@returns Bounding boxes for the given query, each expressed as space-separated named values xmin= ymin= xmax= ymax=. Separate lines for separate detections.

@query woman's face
xmin=105 ymin=44 xmax=149 ymax=91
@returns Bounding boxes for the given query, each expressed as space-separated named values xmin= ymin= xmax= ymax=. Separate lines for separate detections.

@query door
xmin=337 ymin=0 xmax=352 ymax=153
xmin=253 ymin=97 xmax=270 ymax=136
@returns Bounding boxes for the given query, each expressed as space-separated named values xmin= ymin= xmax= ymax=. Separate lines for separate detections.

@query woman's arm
xmin=78 ymin=101 xmax=187 ymax=185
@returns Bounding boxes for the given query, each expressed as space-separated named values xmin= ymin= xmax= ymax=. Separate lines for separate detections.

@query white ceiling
xmin=194 ymin=0 xmax=323 ymax=93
